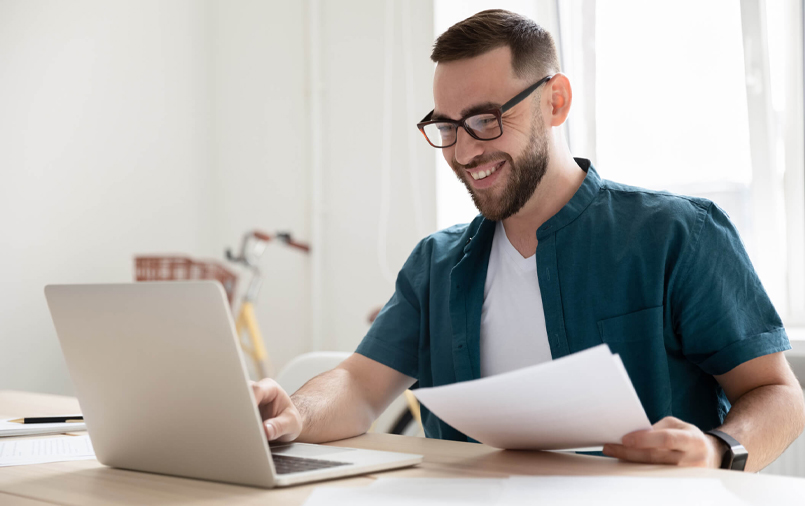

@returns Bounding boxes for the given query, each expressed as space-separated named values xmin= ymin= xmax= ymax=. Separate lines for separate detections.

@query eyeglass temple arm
xmin=501 ymin=74 xmax=554 ymax=114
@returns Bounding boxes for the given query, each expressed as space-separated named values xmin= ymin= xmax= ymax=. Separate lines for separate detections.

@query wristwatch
xmin=706 ymin=429 xmax=748 ymax=471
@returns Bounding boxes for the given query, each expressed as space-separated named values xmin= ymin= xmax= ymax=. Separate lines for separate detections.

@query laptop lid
xmin=45 ymin=281 xmax=278 ymax=488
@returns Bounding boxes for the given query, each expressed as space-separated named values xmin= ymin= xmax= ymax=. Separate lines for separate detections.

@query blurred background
xmin=1 ymin=0 xmax=804 ymax=424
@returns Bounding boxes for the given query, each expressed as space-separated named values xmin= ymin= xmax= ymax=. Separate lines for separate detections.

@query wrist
xmin=291 ymin=400 xmax=305 ymax=425
xmin=706 ymin=429 xmax=749 ymax=471
xmin=705 ymin=434 xmax=728 ymax=469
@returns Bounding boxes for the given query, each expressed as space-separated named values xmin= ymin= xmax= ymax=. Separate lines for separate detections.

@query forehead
xmin=433 ymin=46 xmax=525 ymax=119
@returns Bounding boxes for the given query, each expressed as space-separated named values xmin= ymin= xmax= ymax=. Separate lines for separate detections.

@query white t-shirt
xmin=480 ymin=221 xmax=552 ymax=377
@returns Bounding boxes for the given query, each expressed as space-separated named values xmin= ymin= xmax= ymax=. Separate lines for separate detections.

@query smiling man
xmin=252 ymin=10 xmax=805 ymax=471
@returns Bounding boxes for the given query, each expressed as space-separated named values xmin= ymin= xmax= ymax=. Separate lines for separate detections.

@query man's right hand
xmin=248 ymin=354 xmax=415 ymax=444
xmin=250 ymin=378 xmax=303 ymax=442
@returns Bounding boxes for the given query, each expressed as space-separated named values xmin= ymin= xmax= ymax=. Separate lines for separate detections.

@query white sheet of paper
xmin=497 ymin=477 xmax=751 ymax=506
xmin=413 ymin=344 xmax=651 ymax=449
xmin=302 ymin=477 xmax=754 ymax=506
xmin=302 ymin=478 xmax=506 ymax=506
xmin=0 ymin=435 xmax=95 ymax=467
xmin=0 ymin=419 xmax=87 ymax=438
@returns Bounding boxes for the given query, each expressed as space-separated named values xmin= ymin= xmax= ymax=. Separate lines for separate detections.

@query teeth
xmin=472 ymin=163 xmax=499 ymax=181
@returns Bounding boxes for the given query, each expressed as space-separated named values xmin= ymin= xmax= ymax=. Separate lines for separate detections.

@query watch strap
xmin=706 ymin=429 xmax=748 ymax=471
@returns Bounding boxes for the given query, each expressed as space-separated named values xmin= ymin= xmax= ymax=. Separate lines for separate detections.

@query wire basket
xmin=134 ymin=256 xmax=238 ymax=306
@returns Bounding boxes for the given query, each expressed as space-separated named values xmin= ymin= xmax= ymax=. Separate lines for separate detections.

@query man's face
xmin=433 ymin=46 xmax=549 ymax=221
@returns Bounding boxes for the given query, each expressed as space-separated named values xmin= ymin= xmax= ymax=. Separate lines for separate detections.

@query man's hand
xmin=250 ymin=378 xmax=303 ymax=442
xmin=602 ymin=416 xmax=724 ymax=467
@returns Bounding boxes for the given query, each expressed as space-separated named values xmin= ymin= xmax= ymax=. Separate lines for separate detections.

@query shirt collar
xmin=463 ymin=158 xmax=601 ymax=250
xmin=462 ymin=213 xmax=493 ymax=255
xmin=536 ymin=158 xmax=601 ymax=240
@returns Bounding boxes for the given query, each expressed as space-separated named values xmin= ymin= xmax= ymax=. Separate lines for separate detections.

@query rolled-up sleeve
xmin=355 ymin=242 xmax=425 ymax=379
xmin=669 ymin=202 xmax=790 ymax=376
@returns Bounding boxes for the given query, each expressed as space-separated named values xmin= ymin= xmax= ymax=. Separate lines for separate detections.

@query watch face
xmin=731 ymin=449 xmax=749 ymax=471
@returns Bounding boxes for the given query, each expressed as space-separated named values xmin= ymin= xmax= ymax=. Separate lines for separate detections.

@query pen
xmin=8 ymin=416 xmax=84 ymax=424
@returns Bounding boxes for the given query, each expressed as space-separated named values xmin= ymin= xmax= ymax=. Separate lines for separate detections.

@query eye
xmin=467 ymin=114 xmax=498 ymax=130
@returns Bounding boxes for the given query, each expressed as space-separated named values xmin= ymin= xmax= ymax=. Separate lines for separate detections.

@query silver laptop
xmin=44 ymin=281 xmax=422 ymax=488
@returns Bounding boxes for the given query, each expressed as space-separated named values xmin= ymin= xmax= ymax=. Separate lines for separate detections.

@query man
xmin=253 ymin=10 xmax=804 ymax=471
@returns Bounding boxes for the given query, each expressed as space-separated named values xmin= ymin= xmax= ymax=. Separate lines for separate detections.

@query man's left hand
xmin=602 ymin=416 xmax=724 ymax=467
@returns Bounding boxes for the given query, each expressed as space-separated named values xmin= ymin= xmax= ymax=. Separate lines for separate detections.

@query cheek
xmin=484 ymin=138 xmax=520 ymax=161
xmin=498 ymin=126 xmax=536 ymax=158
xmin=498 ymin=127 xmax=531 ymax=149
xmin=501 ymin=113 xmax=533 ymax=136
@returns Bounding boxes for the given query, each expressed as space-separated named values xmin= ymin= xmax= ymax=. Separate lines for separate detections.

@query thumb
xmin=264 ymin=411 xmax=301 ymax=442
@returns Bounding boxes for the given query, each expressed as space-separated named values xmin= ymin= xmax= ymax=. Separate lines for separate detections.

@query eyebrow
xmin=431 ymin=101 xmax=501 ymax=121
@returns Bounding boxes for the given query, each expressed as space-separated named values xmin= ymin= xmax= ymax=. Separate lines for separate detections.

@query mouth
xmin=464 ymin=159 xmax=506 ymax=190
xmin=467 ymin=160 xmax=505 ymax=181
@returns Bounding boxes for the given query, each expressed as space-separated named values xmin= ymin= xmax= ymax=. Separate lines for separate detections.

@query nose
xmin=453 ymin=127 xmax=485 ymax=167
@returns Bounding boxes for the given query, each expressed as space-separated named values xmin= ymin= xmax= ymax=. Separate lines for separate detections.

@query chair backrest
xmin=275 ymin=351 xmax=351 ymax=395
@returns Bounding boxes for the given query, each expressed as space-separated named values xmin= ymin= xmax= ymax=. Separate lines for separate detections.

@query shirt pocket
xmin=597 ymin=306 xmax=672 ymax=423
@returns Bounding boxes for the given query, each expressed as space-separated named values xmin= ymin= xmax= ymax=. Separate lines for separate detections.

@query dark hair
xmin=431 ymin=9 xmax=560 ymax=80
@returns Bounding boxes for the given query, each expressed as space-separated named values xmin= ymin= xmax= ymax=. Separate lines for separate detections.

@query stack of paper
xmin=0 ymin=419 xmax=86 ymax=438
xmin=0 ymin=435 xmax=95 ymax=467
xmin=302 ymin=477 xmax=752 ymax=506
xmin=413 ymin=344 xmax=651 ymax=450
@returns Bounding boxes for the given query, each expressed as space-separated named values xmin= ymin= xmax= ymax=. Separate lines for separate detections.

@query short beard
xmin=451 ymin=116 xmax=549 ymax=222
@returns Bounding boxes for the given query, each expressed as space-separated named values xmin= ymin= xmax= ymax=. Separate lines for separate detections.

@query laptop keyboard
xmin=271 ymin=454 xmax=350 ymax=475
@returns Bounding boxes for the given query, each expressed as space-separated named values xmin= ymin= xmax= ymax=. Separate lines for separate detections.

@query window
xmin=595 ymin=0 xmax=803 ymax=324
xmin=433 ymin=0 xmax=805 ymax=325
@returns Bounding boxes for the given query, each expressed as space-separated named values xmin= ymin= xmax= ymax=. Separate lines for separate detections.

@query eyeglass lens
xmin=422 ymin=113 xmax=501 ymax=147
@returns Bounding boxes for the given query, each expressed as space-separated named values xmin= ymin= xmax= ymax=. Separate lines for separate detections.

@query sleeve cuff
xmin=355 ymin=338 xmax=419 ymax=379
xmin=698 ymin=328 xmax=792 ymax=376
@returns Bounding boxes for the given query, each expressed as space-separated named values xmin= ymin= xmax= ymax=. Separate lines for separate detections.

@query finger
xmin=264 ymin=411 xmax=301 ymax=442
xmin=652 ymin=416 xmax=689 ymax=430
xmin=603 ymin=444 xmax=684 ymax=465
xmin=620 ymin=417 xmax=689 ymax=444
xmin=251 ymin=378 xmax=282 ymax=406
xmin=620 ymin=428 xmax=652 ymax=445
xmin=622 ymin=429 xmax=694 ymax=451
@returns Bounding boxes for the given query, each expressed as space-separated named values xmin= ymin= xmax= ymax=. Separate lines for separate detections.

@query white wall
xmin=207 ymin=0 xmax=311 ymax=377
xmin=0 ymin=0 xmax=438 ymax=394
xmin=316 ymin=0 xmax=436 ymax=352
xmin=0 ymin=1 xmax=216 ymax=394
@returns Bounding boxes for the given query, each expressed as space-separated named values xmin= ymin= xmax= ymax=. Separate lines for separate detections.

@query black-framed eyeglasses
xmin=416 ymin=74 xmax=554 ymax=149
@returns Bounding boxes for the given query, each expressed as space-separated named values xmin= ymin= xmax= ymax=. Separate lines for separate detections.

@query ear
xmin=545 ymin=73 xmax=572 ymax=127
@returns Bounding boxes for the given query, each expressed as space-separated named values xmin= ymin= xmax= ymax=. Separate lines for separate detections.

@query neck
xmin=501 ymin=148 xmax=585 ymax=257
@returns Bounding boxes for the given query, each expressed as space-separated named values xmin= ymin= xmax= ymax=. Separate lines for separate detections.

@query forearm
xmin=290 ymin=367 xmax=377 ymax=443
xmin=716 ymin=383 xmax=805 ymax=472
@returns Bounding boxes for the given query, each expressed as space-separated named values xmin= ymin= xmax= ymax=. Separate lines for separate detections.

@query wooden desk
xmin=2 ymin=390 xmax=803 ymax=505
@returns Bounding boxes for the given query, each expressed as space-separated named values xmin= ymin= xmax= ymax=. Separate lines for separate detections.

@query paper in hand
xmin=412 ymin=344 xmax=651 ymax=450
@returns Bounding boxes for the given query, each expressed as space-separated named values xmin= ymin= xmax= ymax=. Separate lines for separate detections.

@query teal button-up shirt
xmin=356 ymin=159 xmax=790 ymax=442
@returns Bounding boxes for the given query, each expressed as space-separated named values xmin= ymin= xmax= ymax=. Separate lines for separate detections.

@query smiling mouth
xmin=469 ymin=160 xmax=505 ymax=181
